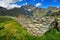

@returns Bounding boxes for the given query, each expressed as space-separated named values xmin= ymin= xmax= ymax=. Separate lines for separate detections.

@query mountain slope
xmin=0 ymin=16 xmax=60 ymax=40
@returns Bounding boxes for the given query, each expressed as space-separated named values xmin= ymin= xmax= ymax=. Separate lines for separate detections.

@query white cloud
xmin=35 ymin=3 xmax=42 ymax=7
xmin=0 ymin=2 xmax=8 ymax=8
xmin=8 ymin=4 xmax=21 ymax=9
xmin=0 ymin=0 xmax=17 ymax=3
xmin=57 ymin=6 xmax=59 ymax=8
xmin=23 ymin=3 xmax=27 ymax=5
xmin=0 ymin=0 xmax=22 ymax=9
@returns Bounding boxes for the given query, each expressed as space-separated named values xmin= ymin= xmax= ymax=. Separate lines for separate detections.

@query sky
xmin=0 ymin=0 xmax=60 ymax=9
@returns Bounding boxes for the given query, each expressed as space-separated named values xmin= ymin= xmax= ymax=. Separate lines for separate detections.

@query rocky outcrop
xmin=57 ymin=18 xmax=60 ymax=31
xmin=16 ymin=15 xmax=56 ymax=37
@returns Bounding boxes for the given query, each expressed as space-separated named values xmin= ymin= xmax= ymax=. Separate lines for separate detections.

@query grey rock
xmin=16 ymin=16 xmax=56 ymax=37
xmin=57 ymin=18 xmax=60 ymax=31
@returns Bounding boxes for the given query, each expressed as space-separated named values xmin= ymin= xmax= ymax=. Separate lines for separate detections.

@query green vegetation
xmin=0 ymin=16 xmax=60 ymax=40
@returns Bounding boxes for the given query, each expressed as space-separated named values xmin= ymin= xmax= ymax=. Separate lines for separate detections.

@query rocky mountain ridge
xmin=0 ymin=5 xmax=60 ymax=17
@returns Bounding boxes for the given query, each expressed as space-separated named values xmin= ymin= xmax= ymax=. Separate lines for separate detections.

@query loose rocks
xmin=16 ymin=16 xmax=56 ymax=37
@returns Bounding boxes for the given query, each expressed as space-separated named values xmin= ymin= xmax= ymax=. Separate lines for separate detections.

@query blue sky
xmin=16 ymin=0 xmax=60 ymax=8
xmin=0 ymin=0 xmax=60 ymax=9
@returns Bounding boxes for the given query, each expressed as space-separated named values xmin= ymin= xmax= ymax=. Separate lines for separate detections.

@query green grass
xmin=0 ymin=16 xmax=60 ymax=40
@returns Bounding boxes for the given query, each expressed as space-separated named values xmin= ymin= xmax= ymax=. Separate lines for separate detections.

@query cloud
xmin=0 ymin=0 xmax=17 ymax=3
xmin=35 ymin=3 xmax=42 ymax=7
xmin=23 ymin=3 xmax=28 ymax=5
xmin=0 ymin=1 xmax=8 ymax=8
xmin=57 ymin=6 xmax=59 ymax=8
xmin=8 ymin=4 xmax=21 ymax=9
xmin=0 ymin=0 xmax=22 ymax=9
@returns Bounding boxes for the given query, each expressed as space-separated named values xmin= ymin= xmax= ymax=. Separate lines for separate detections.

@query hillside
xmin=0 ymin=16 xmax=60 ymax=40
